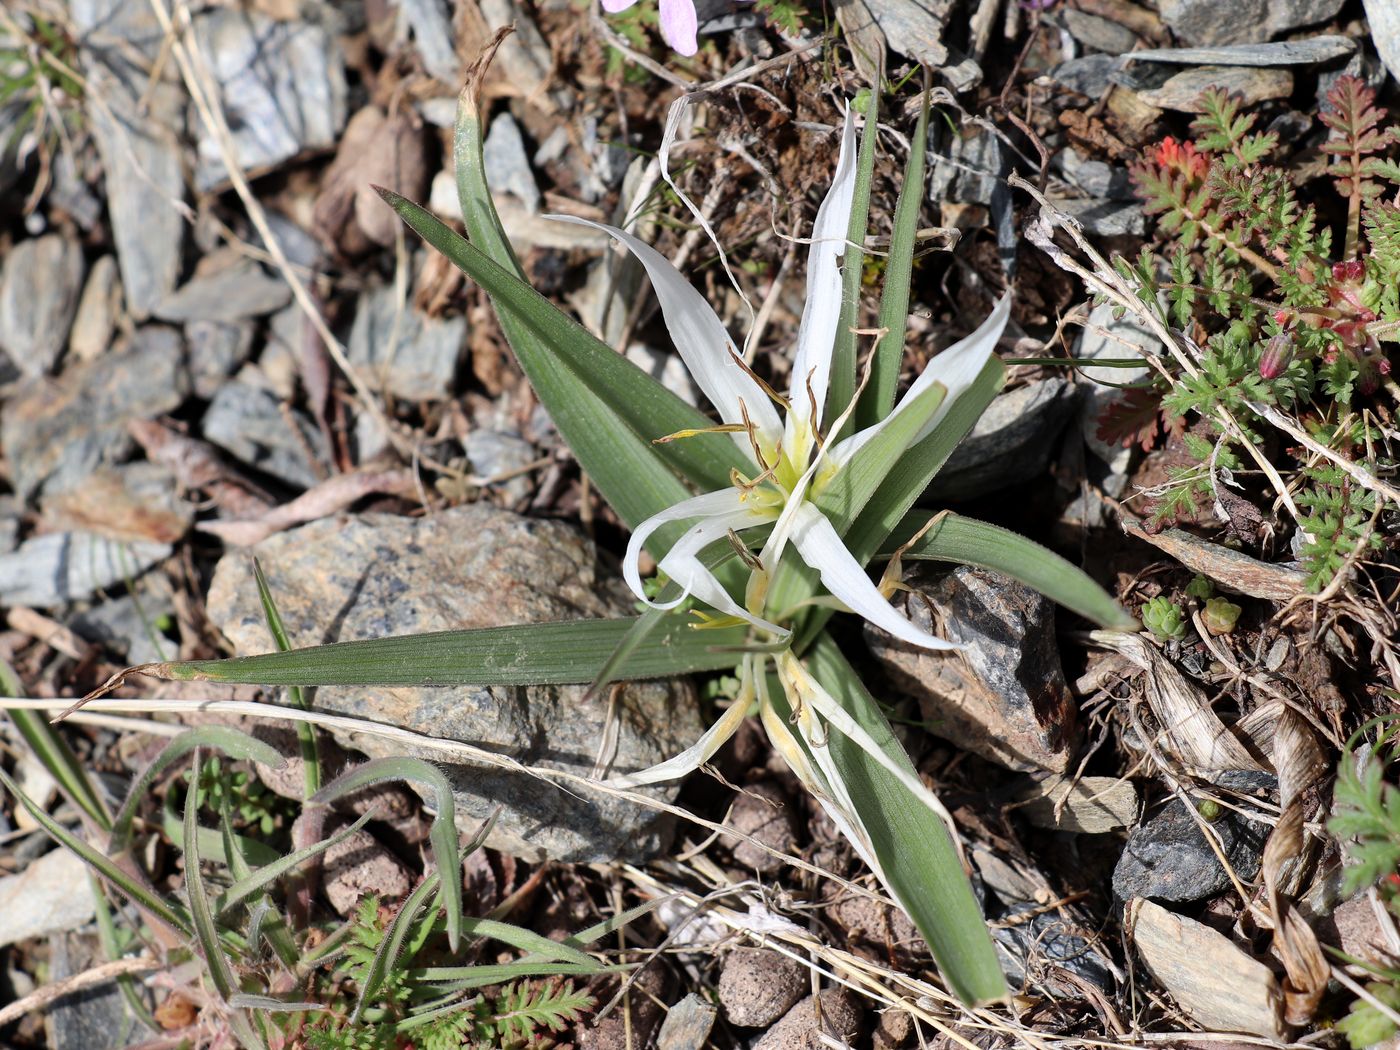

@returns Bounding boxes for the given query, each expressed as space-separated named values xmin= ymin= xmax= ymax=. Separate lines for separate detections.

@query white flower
xmin=549 ymin=104 xmax=1009 ymax=790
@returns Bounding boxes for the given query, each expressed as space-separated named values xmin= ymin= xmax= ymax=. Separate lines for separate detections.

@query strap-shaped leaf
xmin=861 ymin=82 xmax=931 ymax=428
xmin=379 ymin=189 xmax=745 ymax=528
xmin=804 ymin=635 xmax=1007 ymax=1005
xmin=254 ymin=558 xmax=320 ymax=796
xmin=352 ymin=870 xmax=439 ymax=1023
xmin=882 ymin=511 xmax=1137 ymax=630
xmin=147 ymin=616 xmax=745 ymax=688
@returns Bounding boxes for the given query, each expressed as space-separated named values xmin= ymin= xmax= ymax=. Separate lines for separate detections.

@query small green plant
xmin=1142 ymin=595 xmax=1187 ymax=641
xmin=185 ymin=754 xmax=291 ymax=835
xmin=1118 ymin=76 xmax=1397 ymax=590
xmin=1337 ymin=982 xmax=1400 ymax=1049
xmin=1200 ymin=596 xmax=1241 ymax=635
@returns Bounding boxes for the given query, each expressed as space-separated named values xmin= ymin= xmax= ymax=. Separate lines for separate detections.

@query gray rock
xmin=1062 ymin=9 xmax=1139 ymax=54
xmin=722 ymin=780 xmax=800 ymax=874
xmin=69 ymin=255 xmax=120 ymax=361
xmin=483 ymin=113 xmax=541 ymax=214
xmin=930 ymin=127 xmax=1000 ymax=206
xmin=1047 ymin=54 xmax=1121 ymax=97
xmin=1127 ymin=35 xmax=1355 ymax=66
xmin=718 ymin=948 xmax=808 ymax=1028
xmin=69 ymin=584 xmax=176 ymax=665
xmin=0 ymin=531 xmax=170 ymax=608
xmin=464 ymin=429 xmax=536 ymax=504
xmin=754 ymin=991 xmax=863 ymax=1050
xmin=1112 ymin=774 xmax=1274 ymax=902
xmin=1 ymin=335 xmax=188 ymax=501
xmin=0 ymin=234 xmax=85 ymax=375
xmin=992 ymin=908 xmax=1116 ymax=992
xmin=1076 ymin=301 xmax=1154 ymax=495
xmin=1159 ymin=0 xmax=1344 ymax=46
xmin=205 ymin=505 xmax=704 ymax=863
xmin=1365 ymin=0 xmax=1400 ymax=84
xmin=1138 ymin=66 xmax=1294 ymax=112
xmin=187 ymin=319 xmax=256 ymax=399
xmin=202 ymin=380 xmax=329 ymax=488
xmin=192 ymin=8 xmax=347 ymax=190
xmin=657 ymin=993 xmax=718 ymax=1050
xmin=864 ymin=0 xmax=951 ymax=69
xmin=47 ymin=931 xmax=148 ymax=1050
xmin=1054 ymin=199 xmax=1147 ymax=237
xmin=625 ymin=345 xmax=703 ymax=406
xmin=867 ymin=564 xmax=1077 ymax=772
xmin=0 ymin=849 xmax=97 ymax=947
xmin=348 ymin=284 xmax=465 ymax=402
xmin=398 ymin=0 xmax=459 ymax=83
xmin=84 ymin=61 xmax=185 ymax=321
xmin=928 ymin=378 xmax=1080 ymax=501
xmin=1051 ymin=149 xmax=1134 ymax=200
xmin=0 ymin=496 xmax=19 ymax=555
xmin=155 ymin=252 xmax=291 ymax=323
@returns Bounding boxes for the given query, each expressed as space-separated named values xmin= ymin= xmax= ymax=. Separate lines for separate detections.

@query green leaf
xmin=827 ymin=87 xmax=881 ymax=445
xmin=217 ymin=796 xmax=300 ymax=970
xmin=378 ymin=189 xmax=722 ymax=543
xmin=147 ymin=617 xmax=745 ymax=688
xmin=805 ymin=636 xmax=1007 ymax=1005
xmin=0 ymin=768 xmax=192 ymax=937
xmin=215 ymin=809 xmax=375 ymax=917
xmin=353 ymin=870 xmax=439 ymax=1023
xmin=1 ymin=662 xmax=112 ymax=830
xmin=110 ymin=726 xmax=287 ymax=855
xmin=314 ymin=758 xmax=462 ymax=951
xmin=254 ymin=558 xmax=320 ymax=796
xmin=862 ymin=83 xmax=931 ymax=428
xmin=883 ymin=512 xmax=1137 ymax=630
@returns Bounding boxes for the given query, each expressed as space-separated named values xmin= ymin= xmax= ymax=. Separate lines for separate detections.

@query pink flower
xmin=603 ymin=0 xmax=698 ymax=56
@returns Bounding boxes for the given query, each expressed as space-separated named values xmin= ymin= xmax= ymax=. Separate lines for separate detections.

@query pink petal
xmin=658 ymin=0 xmax=698 ymax=54
xmin=602 ymin=0 xmax=638 ymax=12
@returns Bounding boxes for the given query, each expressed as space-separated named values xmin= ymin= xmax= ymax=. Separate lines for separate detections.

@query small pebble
xmin=717 ymin=948 xmax=808 ymax=1028
xmin=323 ymin=827 xmax=412 ymax=916
xmin=724 ymin=780 xmax=800 ymax=874
xmin=753 ymin=990 xmax=863 ymax=1050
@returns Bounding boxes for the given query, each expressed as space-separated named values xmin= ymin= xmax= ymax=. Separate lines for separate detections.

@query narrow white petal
xmin=546 ymin=216 xmax=783 ymax=452
xmin=786 ymin=106 xmax=859 ymax=432
xmin=907 ymin=292 xmax=1011 ymax=445
xmin=788 ymin=504 xmax=960 ymax=650
xmin=623 ymin=488 xmax=755 ymax=604
xmin=659 ymin=543 xmax=787 ymax=637
xmin=607 ymin=689 xmax=755 ymax=788
xmin=825 ymin=293 xmax=1010 ymax=471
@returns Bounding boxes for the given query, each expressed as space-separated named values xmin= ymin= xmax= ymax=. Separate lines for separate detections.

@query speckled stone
xmin=717 ymin=948 xmax=808 ymax=1028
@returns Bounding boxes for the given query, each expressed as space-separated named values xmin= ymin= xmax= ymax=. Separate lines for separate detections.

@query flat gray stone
xmin=1365 ymin=0 xmax=1400 ymax=84
xmin=483 ymin=113 xmax=541 ymax=214
xmin=69 ymin=255 xmax=120 ymax=361
xmin=1127 ymin=35 xmax=1355 ymax=66
xmin=1 ymin=336 xmax=188 ymax=501
xmin=930 ymin=127 xmax=1000 ymax=206
xmin=202 ymin=380 xmax=329 ymax=488
xmin=192 ymin=8 xmax=347 ymax=190
xmin=1051 ymin=149 xmax=1134 ymax=200
xmin=69 ymin=585 xmax=177 ymax=665
xmin=85 ymin=64 xmax=185 ymax=321
xmin=463 ymin=429 xmax=536 ymax=504
xmin=348 ymin=284 xmax=465 ymax=402
xmin=929 ymin=378 xmax=1080 ymax=501
xmin=0 ymin=849 xmax=96 ymax=947
xmin=187 ymin=319 xmax=256 ymax=399
xmin=398 ymin=0 xmax=459 ymax=83
xmin=867 ymin=564 xmax=1077 ymax=772
xmin=1076 ymin=301 xmax=1155 ymax=495
xmin=207 ymin=506 xmax=702 ymax=863
xmin=47 ymin=932 xmax=149 ymax=1050
xmin=1054 ymin=199 xmax=1146 ymax=237
xmin=1159 ymin=0 xmax=1344 ymax=45
xmin=0 ymin=531 xmax=170 ymax=608
xmin=1063 ymin=9 xmax=1139 ymax=54
xmin=864 ymin=0 xmax=951 ymax=68
xmin=1047 ymin=54 xmax=1121 ymax=97
xmin=0 ymin=234 xmax=85 ymax=376
xmin=1138 ymin=66 xmax=1294 ymax=112
xmin=155 ymin=252 xmax=290 ymax=323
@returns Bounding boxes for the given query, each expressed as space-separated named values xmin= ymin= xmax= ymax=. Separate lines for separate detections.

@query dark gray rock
xmin=867 ymin=564 xmax=1077 ymax=772
xmin=48 ymin=932 xmax=151 ymax=1050
xmin=69 ymin=580 xmax=176 ymax=665
xmin=928 ymin=377 xmax=1080 ymax=501
xmin=1159 ymin=0 xmax=1344 ymax=45
xmin=929 ymin=127 xmax=1000 ymax=206
xmin=1052 ymin=149 xmax=1134 ymax=201
xmin=187 ymin=319 xmax=256 ymax=399
xmin=1047 ymin=54 xmax=1121 ymax=97
xmin=1062 ymin=9 xmax=1139 ymax=54
xmin=202 ymin=380 xmax=329 ymax=488
xmin=717 ymin=948 xmax=808 ymax=1028
xmin=992 ymin=908 xmax=1116 ymax=992
xmin=1 ymin=335 xmax=188 ymax=501
xmin=0 ymin=532 xmax=170 ymax=609
xmin=0 ymin=233 xmax=85 ymax=375
xmin=206 ymin=505 xmax=703 ymax=863
xmin=155 ymin=252 xmax=290 ymax=323
xmin=1112 ymin=774 xmax=1275 ymax=902
xmin=0 ymin=496 xmax=18 ymax=555
xmin=347 ymin=285 xmax=466 ymax=402
xmin=191 ymin=7 xmax=347 ymax=190
xmin=1054 ymin=199 xmax=1147 ymax=237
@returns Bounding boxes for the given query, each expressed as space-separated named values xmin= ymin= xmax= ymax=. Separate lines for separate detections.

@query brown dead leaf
xmin=128 ymin=420 xmax=275 ymax=520
xmin=197 ymin=469 xmax=418 ymax=546
xmin=313 ymin=106 xmax=430 ymax=253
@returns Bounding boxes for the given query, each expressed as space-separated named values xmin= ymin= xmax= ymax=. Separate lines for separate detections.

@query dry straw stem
xmin=0 ymin=956 xmax=162 ymax=1028
xmin=1010 ymin=173 xmax=1303 ymax=525
xmin=3 ymin=694 xmax=884 ymax=905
